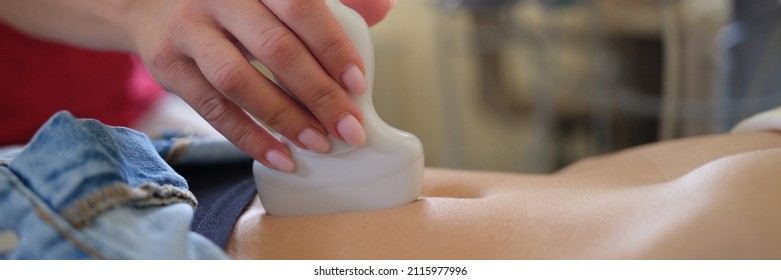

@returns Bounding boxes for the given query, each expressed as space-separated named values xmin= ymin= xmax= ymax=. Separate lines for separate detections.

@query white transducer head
xmin=252 ymin=0 xmax=424 ymax=216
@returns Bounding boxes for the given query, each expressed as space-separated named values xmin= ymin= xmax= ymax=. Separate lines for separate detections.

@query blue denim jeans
xmin=0 ymin=111 xmax=244 ymax=259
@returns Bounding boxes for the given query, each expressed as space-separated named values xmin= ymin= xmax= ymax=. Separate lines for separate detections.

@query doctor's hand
xmin=129 ymin=0 xmax=394 ymax=172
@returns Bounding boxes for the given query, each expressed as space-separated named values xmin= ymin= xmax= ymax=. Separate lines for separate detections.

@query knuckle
xmin=282 ymin=0 xmax=314 ymax=18
xmin=319 ymin=34 xmax=350 ymax=59
xmin=308 ymin=82 xmax=343 ymax=110
xmin=149 ymin=47 xmax=179 ymax=76
xmin=209 ymin=58 xmax=246 ymax=94
xmin=145 ymin=7 xmax=201 ymax=88
xmin=255 ymin=27 xmax=299 ymax=69
xmin=148 ymin=47 xmax=186 ymax=90
xmin=262 ymin=105 xmax=293 ymax=129
xmin=146 ymin=29 xmax=182 ymax=74
xmin=194 ymin=95 xmax=230 ymax=126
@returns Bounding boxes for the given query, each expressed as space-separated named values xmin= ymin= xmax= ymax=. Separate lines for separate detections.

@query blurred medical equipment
xmin=253 ymin=0 xmax=424 ymax=216
xmin=428 ymin=0 xmax=780 ymax=172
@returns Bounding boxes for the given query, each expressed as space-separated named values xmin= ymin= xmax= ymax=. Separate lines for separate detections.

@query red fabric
xmin=0 ymin=22 xmax=165 ymax=146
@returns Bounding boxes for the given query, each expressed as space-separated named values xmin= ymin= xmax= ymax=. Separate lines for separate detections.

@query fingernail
xmin=266 ymin=150 xmax=295 ymax=173
xmin=341 ymin=64 xmax=366 ymax=95
xmin=297 ymin=128 xmax=330 ymax=153
xmin=336 ymin=114 xmax=366 ymax=147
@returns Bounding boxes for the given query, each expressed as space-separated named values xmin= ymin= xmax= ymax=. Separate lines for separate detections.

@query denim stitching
xmin=132 ymin=183 xmax=198 ymax=209
xmin=61 ymin=182 xmax=198 ymax=229
xmin=2 ymin=168 xmax=107 ymax=259
xmin=33 ymin=207 xmax=107 ymax=259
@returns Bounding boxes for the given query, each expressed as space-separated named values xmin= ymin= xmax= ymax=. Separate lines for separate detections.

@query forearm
xmin=0 ymin=0 xmax=137 ymax=51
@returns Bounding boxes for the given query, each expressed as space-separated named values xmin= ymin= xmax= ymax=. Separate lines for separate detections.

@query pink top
xmin=0 ymin=21 xmax=164 ymax=146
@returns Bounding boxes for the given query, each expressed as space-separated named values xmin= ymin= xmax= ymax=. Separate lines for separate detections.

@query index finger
xmin=262 ymin=0 xmax=367 ymax=95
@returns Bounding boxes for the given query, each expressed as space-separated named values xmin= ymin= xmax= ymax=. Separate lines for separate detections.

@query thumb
xmin=340 ymin=0 xmax=395 ymax=27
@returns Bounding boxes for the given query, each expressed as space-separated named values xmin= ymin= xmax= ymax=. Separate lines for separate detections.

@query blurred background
xmin=367 ymin=0 xmax=781 ymax=172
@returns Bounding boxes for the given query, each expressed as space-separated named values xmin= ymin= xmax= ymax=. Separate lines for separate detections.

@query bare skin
xmin=227 ymin=132 xmax=781 ymax=259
